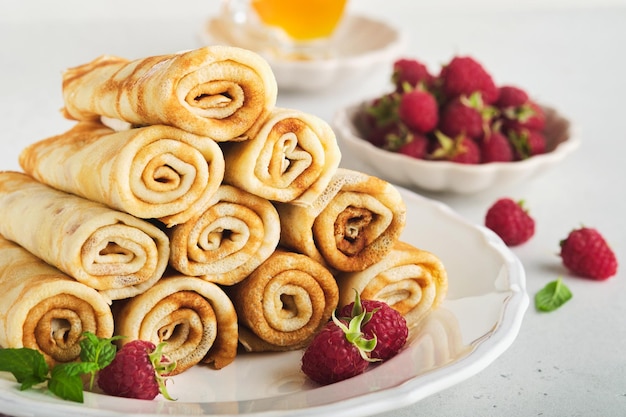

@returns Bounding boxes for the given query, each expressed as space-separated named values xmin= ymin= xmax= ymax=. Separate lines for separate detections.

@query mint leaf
xmin=80 ymin=332 xmax=121 ymax=367
xmin=0 ymin=332 xmax=124 ymax=403
xmin=535 ymin=277 xmax=573 ymax=312
xmin=79 ymin=331 xmax=122 ymax=389
xmin=0 ymin=348 xmax=49 ymax=390
xmin=48 ymin=364 xmax=84 ymax=403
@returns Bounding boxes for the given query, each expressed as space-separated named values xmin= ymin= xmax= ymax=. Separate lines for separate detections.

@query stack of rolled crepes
xmin=0 ymin=44 xmax=449 ymax=377
xmin=0 ymin=235 xmax=114 ymax=367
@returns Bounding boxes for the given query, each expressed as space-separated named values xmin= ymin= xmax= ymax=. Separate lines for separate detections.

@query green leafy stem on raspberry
xmin=0 ymin=332 xmax=123 ymax=403
xmin=335 ymin=290 xmax=382 ymax=362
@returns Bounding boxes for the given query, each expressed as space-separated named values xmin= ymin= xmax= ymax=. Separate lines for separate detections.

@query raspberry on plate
xmin=97 ymin=340 xmax=175 ymax=400
xmin=485 ymin=198 xmax=535 ymax=246
xmin=560 ymin=227 xmax=618 ymax=280
xmin=338 ymin=295 xmax=408 ymax=361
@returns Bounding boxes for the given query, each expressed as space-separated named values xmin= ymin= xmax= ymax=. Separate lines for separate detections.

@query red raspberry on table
xmin=430 ymin=131 xmax=481 ymax=164
xmin=485 ymin=198 xmax=535 ymax=246
xmin=481 ymin=130 xmax=514 ymax=163
xmin=338 ymin=296 xmax=408 ymax=361
xmin=398 ymin=89 xmax=439 ymax=134
xmin=97 ymin=340 xmax=175 ymax=400
xmin=560 ymin=227 xmax=618 ymax=280
xmin=392 ymin=58 xmax=435 ymax=92
xmin=438 ymin=56 xmax=499 ymax=104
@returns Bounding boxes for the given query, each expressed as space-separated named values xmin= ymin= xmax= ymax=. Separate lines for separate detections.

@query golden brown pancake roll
xmin=336 ymin=241 xmax=448 ymax=329
xmin=0 ymin=171 xmax=170 ymax=301
xmin=113 ymin=275 xmax=239 ymax=373
xmin=0 ymin=235 xmax=114 ymax=367
xmin=19 ymin=121 xmax=225 ymax=227
xmin=168 ymin=184 xmax=281 ymax=286
xmin=221 ymin=107 xmax=342 ymax=205
xmin=61 ymin=46 xmax=277 ymax=142
xmin=227 ymin=249 xmax=338 ymax=352
xmin=276 ymin=168 xmax=406 ymax=272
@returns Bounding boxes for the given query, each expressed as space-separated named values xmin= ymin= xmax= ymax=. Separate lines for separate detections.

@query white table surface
xmin=1 ymin=1 xmax=625 ymax=416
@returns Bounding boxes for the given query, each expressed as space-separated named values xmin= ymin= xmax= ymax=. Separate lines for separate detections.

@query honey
xmin=251 ymin=0 xmax=348 ymax=41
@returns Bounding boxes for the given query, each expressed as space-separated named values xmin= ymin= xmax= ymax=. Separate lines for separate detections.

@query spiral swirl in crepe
xmin=227 ymin=249 xmax=339 ymax=352
xmin=113 ymin=275 xmax=238 ymax=373
xmin=276 ymin=168 xmax=406 ymax=272
xmin=61 ymin=46 xmax=277 ymax=142
xmin=19 ymin=121 xmax=225 ymax=227
xmin=336 ymin=241 xmax=448 ymax=328
xmin=221 ymin=107 xmax=342 ymax=205
xmin=0 ymin=235 xmax=114 ymax=366
xmin=168 ymin=184 xmax=280 ymax=285
xmin=0 ymin=172 xmax=170 ymax=301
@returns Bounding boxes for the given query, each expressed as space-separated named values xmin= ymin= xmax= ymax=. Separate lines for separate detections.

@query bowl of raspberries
xmin=332 ymin=55 xmax=580 ymax=193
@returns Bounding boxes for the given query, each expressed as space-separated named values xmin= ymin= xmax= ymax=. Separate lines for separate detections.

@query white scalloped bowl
xmin=333 ymin=101 xmax=580 ymax=194
xmin=200 ymin=14 xmax=406 ymax=91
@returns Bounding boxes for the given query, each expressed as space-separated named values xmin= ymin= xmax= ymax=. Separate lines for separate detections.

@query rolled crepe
xmin=168 ymin=184 xmax=281 ymax=285
xmin=0 ymin=235 xmax=114 ymax=367
xmin=113 ymin=275 xmax=239 ymax=373
xmin=61 ymin=45 xmax=277 ymax=142
xmin=276 ymin=168 xmax=406 ymax=272
xmin=19 ymin=121 xmax=225 ymax=227
xmin=0 ymin=171 xmax=170 ymax=301
xmin=336 ymin=241 xmax=448 ymax=328
xmin=227 ymin=249 xmax=338 ymax=352
xmin=221 ymin=107 xmax=342 ymax=205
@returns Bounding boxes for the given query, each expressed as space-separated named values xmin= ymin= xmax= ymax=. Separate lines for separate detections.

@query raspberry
xmin=503 ymin=100 xmax=546 ymax=132
xmin=301 ymin=319 xmax=371 ymax=385
xmin=481 ymin=130 xmax=514 ymax=163
xmin=339 ymin=298 xmax=408 ymax=360
xmin=392 ymin=58 xmax=435 ymax=92
xmin=398 ymin=90 xmax=439 ymax=134
xmin=397 ymin=133 xmax=429 ymax=159
xmin=495 ymin=85 xmax=529 ymax=108
xmin=97 ymin=340 xmax=175 ymax=400
xmin=430 ymin=131 xmax=481 ymax=164
xmin=507 ymin=127 xmax=546 ymax=160
xmin=438 ymin=95 xmax=487 ymax=139
xmin=485 ymin=198 xmax=535 ymax=246
xmin=438 ymin=56 xmax=499 ymax=104
xmin=560 ymin=227 xmax=618 ymax=280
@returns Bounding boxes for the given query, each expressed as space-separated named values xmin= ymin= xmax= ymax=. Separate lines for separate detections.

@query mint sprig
xmin=535 ymin=277 xmax=573 ymax=312
xmin=0 ymin=332 xmax=121 ymax=403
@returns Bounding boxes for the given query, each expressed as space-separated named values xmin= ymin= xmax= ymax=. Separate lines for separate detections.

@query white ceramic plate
xmin=333 ymin=102 xmax=581 ymax=194
xmin=0 ymin=188 xmax=528 ymax=417
xmin=198 ymin=14 xmax=406 ymax=91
